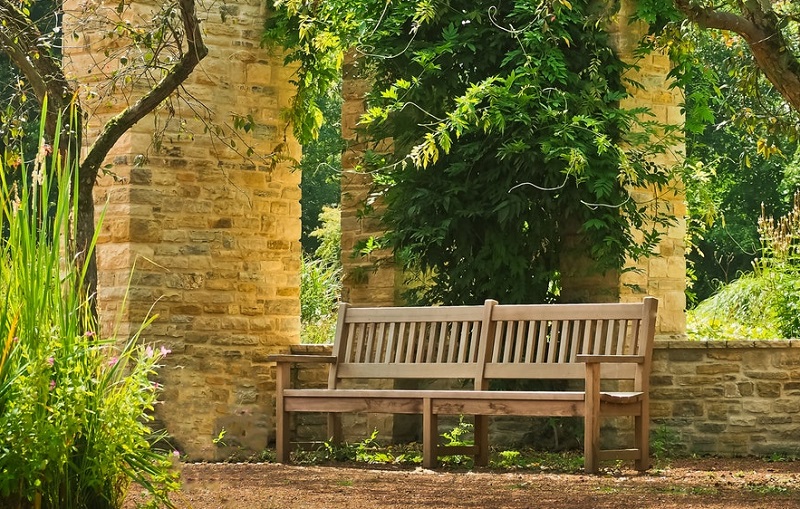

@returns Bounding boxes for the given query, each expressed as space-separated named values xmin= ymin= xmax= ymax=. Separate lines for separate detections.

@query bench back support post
xmin=474 ymin=299 xmax=498 ymax=391
xmin=328 ymin=302 xmax=351 ymax=389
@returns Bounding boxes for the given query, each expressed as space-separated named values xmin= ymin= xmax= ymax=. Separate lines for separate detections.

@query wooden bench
xmin=269 ymin=297 xmax=658 ymax=473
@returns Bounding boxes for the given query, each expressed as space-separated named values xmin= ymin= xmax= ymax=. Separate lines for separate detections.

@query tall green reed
xmin=0 ymin=103 xmax=179 ymax=508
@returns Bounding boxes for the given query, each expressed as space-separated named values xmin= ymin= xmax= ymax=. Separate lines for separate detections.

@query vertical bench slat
xmin=492 ymin=323 xmax=503 ymax=362
xmin=374 ymin=323 xmax=386 ymax=362
xmin=394 ymin=323 xmax=406 ymax=362
xmin=546 ymin=320 xmax=560 ymax=363
xmin=535 ymin=321 xmax=548 ymax=362
xmin=593 ymin=320 xmax=603 ymax=355
xmin=424 ymin=322 xmax=437 ymax=362
xmin=456 ymin=323 xmax=467 ymax=362
xmin=364 ymin=323 xmax=375 ymax=363
xmin=513 ymin=321 xmax=526 ymax=362
xmin=557 ymin=320 xmax=571 ymax=363
xmin=524 ymin=321 xmax=536 ymax=363
xmin=436 ymin=322 xmax=447 ymax=362
xmin=569 ymin=320 xmax=581 ymax=362
xmin=405 ymin=322 xmax=418 ymax=363
xmin=616 ymin=320 xmax=626 ymax=355
xmin=382 ymin=323 xmax=395 ymax=363
xmin=604 ymin=320 xmax=615 ymax=355
xmin=344 ymin=323 xmax=356 ymax=362
xmin=416 ymin=322 xmax=428 ymax=363
xmin=468 ymin=321 xmax=480 ymax=362
xmin=582 ymin=321 xmax=592 ymax=355
xmin=503 ymin=321 xmax=515 ymax=363
xmin=447 ymin=321 xmax=458 ymax=362
xmin=630 ymin=320 xmax=641 ymax=355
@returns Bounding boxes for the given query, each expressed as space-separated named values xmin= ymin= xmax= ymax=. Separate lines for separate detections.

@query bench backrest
xmin=329 ymin=298 xmax=658 ymax=391
xmin=481 ymin=298 xmax=658 ymax=389
xmin=328 ymin=301 xmax=493 ymax=388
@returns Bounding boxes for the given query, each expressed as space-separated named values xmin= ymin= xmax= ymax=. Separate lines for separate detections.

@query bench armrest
xmin=267 ymin=354 xmax=337 ymax=364
xmin=576 ymin=354 xmax=645 ymax=364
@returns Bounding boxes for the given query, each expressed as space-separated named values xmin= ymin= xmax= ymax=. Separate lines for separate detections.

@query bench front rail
xmin=269 ymin=297 xmax=658 ymax=473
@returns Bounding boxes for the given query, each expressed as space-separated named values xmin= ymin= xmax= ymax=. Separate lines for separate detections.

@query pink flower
xmin=172 ymin=450 xmax=180 ymax=458
xmin=11 ymin=337 xmax=18 ymax=343
xmin=160 ymin=346 xmax=171 ymax=357
xmin=108 ymin=356 xmax=118 ymax=367
xmin=46 ymin=357 xmax=54 ymax=366
xmin=49 ymin=380 xmax=55 ymax=390
xmin=85 ymin=331 xmax=95 ymax=338
xmin=152 ymin=381 xmax=162 ymax=390
xmin=145 ymin=345 xmax=154 ymax=358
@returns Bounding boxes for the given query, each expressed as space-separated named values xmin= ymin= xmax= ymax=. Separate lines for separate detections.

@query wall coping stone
xmin=656 ymin=339 xmax=800 ymax=349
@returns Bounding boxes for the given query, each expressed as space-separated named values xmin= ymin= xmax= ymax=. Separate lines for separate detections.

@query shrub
xmin=0 ymin=112 xmax=178 ymax=508
xmin=688 ymin=192 xmax=800 ymax=340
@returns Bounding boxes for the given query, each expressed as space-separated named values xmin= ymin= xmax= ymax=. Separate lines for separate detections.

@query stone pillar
xmin=609 ymin=0 xmax=687 ymax=336
xmin=64 ymin=0 xmax=301 ymax=460
xmin=340 ymin=55 xmax=401 ymax=307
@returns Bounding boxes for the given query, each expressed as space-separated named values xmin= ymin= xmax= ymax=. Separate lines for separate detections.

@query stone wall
xmin=63 ymin=0 xmax=301 ymax=460
xmin=288 ymin=341 xmax=800 ymax=458
xmin=652 ymin=340 xmax=800 ymax=456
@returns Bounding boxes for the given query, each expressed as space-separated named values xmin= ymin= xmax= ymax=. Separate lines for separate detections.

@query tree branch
xmin=674 ymin=0 xmax=800 ymax=113
xmin=80 ymin=0 xmax=209 ymax=182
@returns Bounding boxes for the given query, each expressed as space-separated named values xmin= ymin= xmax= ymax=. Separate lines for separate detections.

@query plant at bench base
xmin=440 ymin=417 xmax=474 ymax=467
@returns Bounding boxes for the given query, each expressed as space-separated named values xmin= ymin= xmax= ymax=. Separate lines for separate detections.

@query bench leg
xmin=423 ymin=398 xmax=437 ymax=469
xmin=275 ymin=363 xmax=291 ymax=463
xmin=584 ymin=362 xmax=601 ymax=474
xmin=327 ymin=413 xmax=343 ymax=445
xmin=634 ymin=409 xmax=650 ymax=471
xmin=474 ymin=415 xmax=489 ymax=466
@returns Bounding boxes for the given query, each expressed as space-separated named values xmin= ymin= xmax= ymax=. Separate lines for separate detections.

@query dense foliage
xmin=267 ymin=0 xmax=678 ymax=305
xmin=676 ymin=28 xmax=800 ymax=302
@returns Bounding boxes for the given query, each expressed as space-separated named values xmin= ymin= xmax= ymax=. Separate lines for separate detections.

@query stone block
xmin=756 ymin=381 xmax=782 ymax=398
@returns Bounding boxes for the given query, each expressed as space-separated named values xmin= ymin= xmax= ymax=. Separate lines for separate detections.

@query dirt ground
xmin=125 ymin=457 xmax=800 ymax=509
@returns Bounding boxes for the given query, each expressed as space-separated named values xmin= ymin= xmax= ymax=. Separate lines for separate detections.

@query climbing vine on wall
xmin=265 ymin=0 xmax=680 ymax=305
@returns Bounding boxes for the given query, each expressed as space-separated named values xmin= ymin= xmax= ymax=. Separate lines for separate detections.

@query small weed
xmin=655 ymin=486 xmax=719 ymax=496
xmin=506 ymin=482 xmax=531 ymax=490
xmin=745 ymin=483 xmax=789 ymax=495
xmin=495 ymin=450 xmax=524 ymax=468
xmin=651 ymin=424 xmax=680 ymax=462
xmin=439 ymin=417 xmax=475 ymax=467
xmin=765 ymin=452 xmax=797 ymax=463
xmin=212 ymin=428 xmax=228 ymax=447
xmin=336 ymin=479 xmax=354 ymax=487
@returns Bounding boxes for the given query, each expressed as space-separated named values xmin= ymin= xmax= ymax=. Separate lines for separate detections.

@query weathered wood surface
xmin=268 ymin=297 xmax=658 ymax=473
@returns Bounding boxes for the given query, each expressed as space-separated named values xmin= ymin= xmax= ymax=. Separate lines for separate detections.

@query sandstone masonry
xmin=64 ymin=0 xmax=301 ymax=460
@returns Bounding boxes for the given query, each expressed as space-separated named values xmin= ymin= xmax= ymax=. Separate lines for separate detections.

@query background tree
xmin=0 ymin=0 xmax=208 ymax=307
xmin=679 ymin=27 xmax=800 ymax=302
xmin=300 ymin=87 xmax=344 ymax=254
